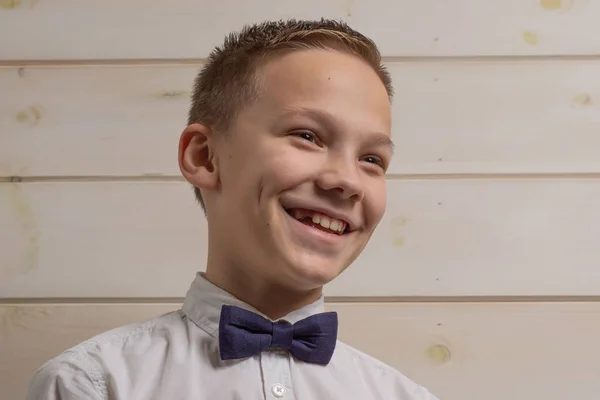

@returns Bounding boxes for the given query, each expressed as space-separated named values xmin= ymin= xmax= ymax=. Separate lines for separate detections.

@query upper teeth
xmin=288 ymin=208 xmax=349 ymax=233
xmin=311 ymin=213 xmax=346 ymax=233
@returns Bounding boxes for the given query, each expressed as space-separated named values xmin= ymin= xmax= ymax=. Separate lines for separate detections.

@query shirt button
xmin=271 ymin=383 xmax=286 ymax=398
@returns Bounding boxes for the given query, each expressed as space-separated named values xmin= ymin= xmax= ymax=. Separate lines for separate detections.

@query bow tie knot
xmin=218 ymin=305 xmax=338 ymax=365
xmin=271 ymin=321 xmax=295 ymax=349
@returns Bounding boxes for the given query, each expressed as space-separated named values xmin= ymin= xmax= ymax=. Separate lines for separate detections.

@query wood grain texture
xmin=2 ymin=60 xmax=599 ymax=178
xmin=0 ymin=64 xmax=192 ymax=178
xmin=2 ymin=179 xmax=599 ymax=298
xmin=2 ymin=302 xmax=599 ymax=400
xmin=1 ymin=0 xmax=600 ymax=60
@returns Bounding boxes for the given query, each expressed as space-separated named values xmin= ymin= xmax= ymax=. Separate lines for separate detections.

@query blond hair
xmin=187 ymin=19 xmax=393 ymax=210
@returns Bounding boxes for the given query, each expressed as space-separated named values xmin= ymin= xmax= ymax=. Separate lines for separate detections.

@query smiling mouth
xmin=284 ymin=208 xmax=349 ymax=235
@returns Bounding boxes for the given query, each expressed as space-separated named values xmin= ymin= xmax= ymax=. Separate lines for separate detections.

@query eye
xmin=361 ymin=155 xmax=386 ymax=169
xmin=291 ymin=130 xmax=321 ymax=145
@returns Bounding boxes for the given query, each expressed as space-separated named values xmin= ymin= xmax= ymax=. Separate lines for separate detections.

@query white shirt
xmin=27 ymin=273 xmax=440 ymax=399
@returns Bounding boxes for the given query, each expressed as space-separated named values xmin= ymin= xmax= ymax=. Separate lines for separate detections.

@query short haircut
xmin=187 ymin=19 xmax=393 ymax=211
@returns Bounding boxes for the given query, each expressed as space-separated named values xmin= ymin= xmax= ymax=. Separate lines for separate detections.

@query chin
xmin=284 ymin=253 xmax=349 ymax=289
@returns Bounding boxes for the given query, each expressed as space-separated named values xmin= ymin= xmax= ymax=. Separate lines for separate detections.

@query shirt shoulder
xmin=26 ymin=309 xmax=186 ymax=400
xmin=334 ymin=340 xmax=441 ymax=400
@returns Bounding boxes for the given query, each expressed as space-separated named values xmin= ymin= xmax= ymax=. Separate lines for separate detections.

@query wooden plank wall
xmin=1 ymin=1 xmax=599 ymax=399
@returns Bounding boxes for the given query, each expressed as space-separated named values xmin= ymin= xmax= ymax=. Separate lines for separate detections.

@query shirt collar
xmin=182 ymin=272 xmax=326 ymax=337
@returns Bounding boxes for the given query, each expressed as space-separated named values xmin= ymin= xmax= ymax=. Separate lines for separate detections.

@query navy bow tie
xmin=218 ymin=305 xmax=338 ymax=365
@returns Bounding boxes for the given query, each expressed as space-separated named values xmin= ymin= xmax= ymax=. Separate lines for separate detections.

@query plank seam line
xmin=2 ymin=296 xmax=600 ymax=304
xmin=4 ymin=173 xmax=600 ymax=183
xmin=1 ymin=54 xmax=600 ymax=67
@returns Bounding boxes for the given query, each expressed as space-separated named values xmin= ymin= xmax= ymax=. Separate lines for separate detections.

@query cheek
xmin=365 ymin=180 xmax=388 ymax=228
xmin=265 ymin=149 xmax=315 ymax=190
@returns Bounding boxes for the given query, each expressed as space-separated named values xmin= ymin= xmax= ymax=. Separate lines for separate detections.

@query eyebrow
xmin=278 ymin=106 xmax=395 ymax=153
xmin=373 ymin=133 xmax=395 ymax=154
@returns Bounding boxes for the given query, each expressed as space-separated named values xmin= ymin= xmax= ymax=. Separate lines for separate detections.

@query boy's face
xmin=192 ymin=49 xmax=391 ymax=293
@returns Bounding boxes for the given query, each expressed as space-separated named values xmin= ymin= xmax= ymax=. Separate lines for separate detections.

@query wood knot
xmin=0 ymin=0 xmax=22 ymax=9
xmin=425 ymin=344 xmax=452 ymax=364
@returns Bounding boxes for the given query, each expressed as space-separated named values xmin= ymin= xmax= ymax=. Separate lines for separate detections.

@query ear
xmin=178 ymin=123 xmax=219 ymax=191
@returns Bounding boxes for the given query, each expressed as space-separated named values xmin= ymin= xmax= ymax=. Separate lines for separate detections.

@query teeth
xmin=330 ymin=220 xmax=340 ymax=231
xmin=289 ymin=208 xmax=347 ymax=233
xmin=314 ymin=214 xmax=346 ymax=233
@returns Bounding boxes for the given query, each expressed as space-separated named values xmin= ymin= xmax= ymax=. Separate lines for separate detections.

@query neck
xmin=203 ymin=259 xmax=322 ymax=321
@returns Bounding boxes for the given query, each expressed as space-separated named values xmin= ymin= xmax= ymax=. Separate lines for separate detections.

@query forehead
xmin=248 ymin=49 xmax=391 ymax=134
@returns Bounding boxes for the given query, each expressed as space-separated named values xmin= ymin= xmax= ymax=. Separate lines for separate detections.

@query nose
xmin=315 ymin=156 xmax=364 ymax=202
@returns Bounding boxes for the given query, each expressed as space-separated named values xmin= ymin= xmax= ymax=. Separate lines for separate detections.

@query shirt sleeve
xmin=388 ymin=368 xmax=442 ymax=400
xmin=26 ymin=351 xmax=106 ymax=400
xmin=420 ymin=386 xmax=442 ymax=400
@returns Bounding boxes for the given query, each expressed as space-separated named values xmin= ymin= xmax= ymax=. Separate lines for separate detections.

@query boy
xmin=27 ymin=19 xmax=440 ymax=399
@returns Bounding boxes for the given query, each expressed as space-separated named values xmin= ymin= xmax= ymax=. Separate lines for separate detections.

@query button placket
xmin=260 ymin=350 xmax=295 ymax=399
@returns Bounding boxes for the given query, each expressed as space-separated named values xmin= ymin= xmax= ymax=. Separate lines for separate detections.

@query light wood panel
xmin=392 ymin=59 xmax=600 ymax=174
xmin=0 ymin=64 xmax=192 ymax=178
xmin=0 ymin=181 xmax=208 ymax=297
xmin=2 ymin=302 xmax=599 ymax=400
xmin=1 ymin=0 xmax=599 ymax=60
xmin=2 ymin=179 xmax=600 ymax=298
xmin=2 ymin=60 xmax=599 ymax=178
